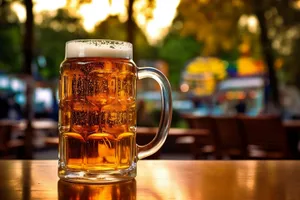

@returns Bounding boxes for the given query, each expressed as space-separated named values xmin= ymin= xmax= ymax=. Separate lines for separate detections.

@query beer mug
xmin=58 ymin=39 xmax=172 ymax=183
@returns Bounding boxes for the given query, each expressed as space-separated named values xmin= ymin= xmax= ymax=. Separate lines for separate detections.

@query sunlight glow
xmin=110 ymin=0 xmax=127 ymax=16
xmin=33 ymin=0 xmax=66 ymax=12
xmin=11 ymin=0 xmax=179 ymax=45
xmin=238 ymin=14 xmax=258 ymax=33
xmin=11 ymin=2 xmax=26 ymax=23
xmin=136 ymin=0 xmax=181 ymax=44
xmin=247 ymin=16 xmax=258 ymax=33
xmin=78 ymin=0 xmax=111 ymax=31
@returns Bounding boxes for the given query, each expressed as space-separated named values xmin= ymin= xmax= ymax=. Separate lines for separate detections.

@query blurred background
xmin=1 ymin=0 xmax=300 ymax=160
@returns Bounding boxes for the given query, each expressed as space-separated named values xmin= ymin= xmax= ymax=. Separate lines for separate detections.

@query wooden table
xmin=0 ymin=160 xmax=300 ymax=200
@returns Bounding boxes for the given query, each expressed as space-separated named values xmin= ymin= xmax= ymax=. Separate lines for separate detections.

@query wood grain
xmin=0 ymin=160 xmax=299 ymax=199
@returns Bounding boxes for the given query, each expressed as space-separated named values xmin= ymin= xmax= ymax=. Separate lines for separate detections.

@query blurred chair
xmin=213 ymin=116 xmax=247 ymax=159
xmin=239 ymin=115 xmax=290 ymax=159
xmin=0 ymin=123 xmax=24 ymax=158
xmin=181 ymin=114 xmax=219 ymax=159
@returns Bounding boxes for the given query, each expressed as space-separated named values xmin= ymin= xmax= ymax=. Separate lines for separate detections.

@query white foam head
xmin=65 ymin=39 xmax=133 ymax=59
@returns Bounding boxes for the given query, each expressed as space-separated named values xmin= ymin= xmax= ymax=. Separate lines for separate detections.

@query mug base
xmin=58 ymin=163 xmax=136 ymax=183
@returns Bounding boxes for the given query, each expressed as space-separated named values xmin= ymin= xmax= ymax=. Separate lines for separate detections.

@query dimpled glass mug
xmin=58 ymin=39 xmax=172 ymax=183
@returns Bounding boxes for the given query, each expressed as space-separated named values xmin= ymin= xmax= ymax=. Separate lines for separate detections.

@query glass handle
xmin=136 ymin=67 xmax=172 ymax=159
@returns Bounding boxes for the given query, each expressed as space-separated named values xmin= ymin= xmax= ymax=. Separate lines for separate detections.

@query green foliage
xmin=0 ymin=4 xmax=155 ymax=80
xmin=281 ymin=37 xmax=300 ymax=87
xmin=157 ymin=0 xmax=254 ymax=88
xmin=0 ymin=25 xmax=22 ymax=73
xmin=158 ymin=33 xmax=203 ymax=88
xmin=262 ymin=2 xmax=300 ymax=89
xmin=1 ymin=0 xmax=298 ymax=91
xmin=176 ymin=0 xmax=246 ymax=56
xmin=35 ymin=9 xmax=89 ymax=80
xmin=92 ymin=16 xmax=127 ymax=41
xmin=0 ymin=1 xmax=22 ymax=74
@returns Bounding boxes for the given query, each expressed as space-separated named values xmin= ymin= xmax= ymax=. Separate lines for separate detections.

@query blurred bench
xmin=0 ymin=124 xmax=24 ymax=159
xmin=181 ymin=114 xmax=293 ymax=159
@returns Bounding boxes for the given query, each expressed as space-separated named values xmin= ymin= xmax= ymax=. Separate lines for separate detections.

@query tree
xmin=266 ymin=1 xmax=300 ymax=90
xmin=252 ymin=0 xmax=280 ymax=109
xmin=176 ymin=0 xmax=246 ymax=57
xmin=23 ymin=0 xmax=34 ymax=159
xmin=160 ymin=1 xmax=244 ymax=88
xmin=159 ymin=33 xmax=203 ymax=87
xmin=70 ymin=0 xmax=157 ymax=58
xmin=173 ymin=0 xmax=300 ymax=110
xmin=93 ymin=16 xmax=156 ymax=60
xmin=36 ymin=9 xmax=88 ymax=80
xmin=127 ymin=0 xmax=134 ymax=45
xmin=250 ymin=0 xmax=300 ymax=109
xmin=127 ymin=0 xmax=155 ymax=56
xmin=0 ymin=0 xmax=35 ymax=158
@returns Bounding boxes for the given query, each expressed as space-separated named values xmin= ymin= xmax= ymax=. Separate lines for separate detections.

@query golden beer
xmin=59 ymin=57 xmax=137 ymax=170
xmin=58 ymin=39 xmax=172 ymax=183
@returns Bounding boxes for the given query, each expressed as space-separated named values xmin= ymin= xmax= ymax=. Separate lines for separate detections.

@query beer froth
xmin=65 ymin=39 xmax=133 ymax=59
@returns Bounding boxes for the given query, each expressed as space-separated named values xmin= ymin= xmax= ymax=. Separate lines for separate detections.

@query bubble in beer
xmin=71 ymin=100 xmax=100 ymax=135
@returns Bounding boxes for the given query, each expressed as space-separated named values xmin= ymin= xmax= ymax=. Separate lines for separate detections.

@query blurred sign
xmin=182 ymin=57 xmax=226 ymax=97
xmin=237 ymin=57 xmax=265 ymax=76
xmin=185 ymin=57 xmax=226 ymax=80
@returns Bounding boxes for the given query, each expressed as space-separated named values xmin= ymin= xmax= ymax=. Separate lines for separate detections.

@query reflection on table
xmin=0 ymin=160 xmax=300 ymax=200
xmin=58 ymin=179 xmax=136 ymax=200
